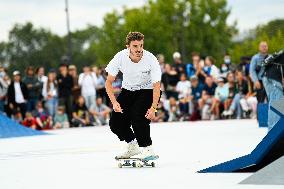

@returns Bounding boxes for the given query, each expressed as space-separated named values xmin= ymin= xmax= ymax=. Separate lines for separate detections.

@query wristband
xmin=151 ymin=106 xmax=158 ymax=112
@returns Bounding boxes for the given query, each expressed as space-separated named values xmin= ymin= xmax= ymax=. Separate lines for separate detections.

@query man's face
xmin=205 ymin=77 xmax=213 ymax=86
xmin=259 ymin=42 xmax=268 ymax=54
xmin=127 ymin=40 xmax=144 ymax=59
xmin=191 ymin=79 xmax=198 ymax=87
xmin=83 ymin=66 xmax=91 ymax=73
xmin=60 ymin=66 xmax=68 ymax=75
xmin=38 ymin=67 xmax=44 ymax=76
xmin=14 ymin=75 xmax=21 ymax=82
xmin=192 ymin=55 xmax=200 ymax=64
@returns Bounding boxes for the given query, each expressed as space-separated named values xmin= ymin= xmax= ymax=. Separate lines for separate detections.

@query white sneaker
xmin=115 ymin=141 xmax=140 ymax=159
xmin=131 ymin=145 xmax=157 ymax=159
xmin=222 ymin=109 xmax=233 ymax=116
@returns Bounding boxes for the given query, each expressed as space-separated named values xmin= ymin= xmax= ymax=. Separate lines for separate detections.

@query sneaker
xmin=222 ymin=109 xmax=233 ymax=116
xmin=115 ymin=140 xmax=140 ymax=159
xmin=131 ymin=145 xmax=157 ymax=160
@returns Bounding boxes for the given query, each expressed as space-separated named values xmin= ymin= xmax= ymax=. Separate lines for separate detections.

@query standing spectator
xmin=42 ymin=70 xmax=58 ymax=117
xmin=186 ymin=52 xmax=205 ymax=83
xmin=53 ymin=106 xmax=69 ymax=129
xmin=57 ymin=63 xmax=74 ymax=121
xmin=36 ymin=66 xmax=48 ymax=100
xmin=0 ymin=76 xmax=9 ymax=113
xmin=223 ymin=72 xmax=237 ymax=112
xmin=95 ymin=67 xmax=107 ymax=103
xmin=172 ymin=52 xmax=186 ymax=76
xmin=78 ymin=65 xmax=97 ymax=109
xmin=161 ymin=64 xmax=179 ymax=99
xmin=72 ymin=96 xmax=93 ymax=127
xmin=68 ymin=65 xmax=81 ymax=101
xmin=23 ymin=66 xmax=42 ymax=111
xmin=89 ymin=97 xmax=111 ymax=125
xmin=7 ymin=71 xmax=28 ymax=118
xmin=157 ymin=54 xmax=166 ymax=73
xmin=249 ymin=41 xmax=268 ymax=103
xmin=176 ymin=73 xmax=191 ymax=116
xmin=203 ymin=56 xmax=220 ymax=81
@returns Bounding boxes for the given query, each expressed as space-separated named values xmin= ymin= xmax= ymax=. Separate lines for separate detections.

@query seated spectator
xmin=223 ymin=72 xmax=237 ymax=112
xmin=152 ymin=100 xmax=169 ymax=122
xmin=198 ymin=76 xmax=217 ymax=120
xmin=53 ymin=106 xmax=69 ymax=129
xmin=164 ymin=97 xmax=180 ymax=122
xmin=33 ymin=101 xmax=52 ymax=130
xmin=176 ymin=73 xmax=191 ymax=117
xmin=72 ymin=96 xmax=94 ymax=127
xmin=189 ymin=76 xmax=203 ymax=120
xmin=22 ymin=112 xmax=37 ymax=129
xmin=89 ymin=97 xmax=111 ymax=126
xmin=222 ymin=70 xmax=250 ymax=119
xmin=211 ymin=77 xmax=229 ymax=119
xmin=203 ymin=56 xmax=220 ymax=81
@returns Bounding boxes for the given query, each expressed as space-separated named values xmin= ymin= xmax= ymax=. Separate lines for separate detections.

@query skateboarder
xmin=105 ymin=31 xmax=162 ymax=160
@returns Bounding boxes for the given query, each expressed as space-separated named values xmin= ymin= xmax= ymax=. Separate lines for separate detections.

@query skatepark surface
xmin=0 ymin=119 xmax=282 ymax=189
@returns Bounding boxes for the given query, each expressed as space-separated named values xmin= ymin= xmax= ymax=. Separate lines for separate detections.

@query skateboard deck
xmin=116 ymin=155 xmax=159 ymax=168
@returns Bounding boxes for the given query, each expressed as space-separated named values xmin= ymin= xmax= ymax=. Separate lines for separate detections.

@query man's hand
xmin=255 ymin=81 xmax=261 ymax=89
xmin=145 ymin=107 xmax=156 ymax=120
xmin=112 ymin=101 xmax=123 ymax=113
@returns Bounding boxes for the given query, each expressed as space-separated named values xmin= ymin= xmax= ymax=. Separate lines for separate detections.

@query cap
xmin=190 ymin=75 xmax=198 ymax=81
xmin=217 ymin=77 xmax=224 ymax=82
xmin=13 ymin=71 xmax=21 ymax=76
xmin=68 ymin=65 xmax=76 ymax=70
xmin=173 ymin=52 xmax=181 ymax=59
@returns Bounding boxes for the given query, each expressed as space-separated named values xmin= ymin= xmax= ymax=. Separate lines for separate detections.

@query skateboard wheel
xmin=151 ymin=162 xmax=155 ymax=167
xmin=132 ymin=162 xmax=136 ymax=167
xmin=137 ymin=163 xmax=143 ymax=168
xmin=118 ymin=163 xmax=123 ymax=168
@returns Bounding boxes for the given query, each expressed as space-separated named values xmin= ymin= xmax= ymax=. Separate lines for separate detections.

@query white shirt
xmin=42 ymin=82 xmax=57 ymax=99
xmin=105 ymin=49 xmax=162 ymax=91
xmin=176 ymin=80 xmax=191 ymax=99
xmin=14 ymin=82 xmax=25 ymax=103
xmin=78 ymin=72 xmax=97 ymax=96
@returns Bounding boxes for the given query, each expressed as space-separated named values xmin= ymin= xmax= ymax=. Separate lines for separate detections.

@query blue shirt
xmin=192 ymin=83 xmax=204 ymax=100
xmin=249 ymin=53 xmax=266 ymax=82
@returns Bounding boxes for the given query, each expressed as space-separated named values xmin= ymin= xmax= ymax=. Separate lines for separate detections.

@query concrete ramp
xmin=240 ymin=156 xmax=284 ymax=185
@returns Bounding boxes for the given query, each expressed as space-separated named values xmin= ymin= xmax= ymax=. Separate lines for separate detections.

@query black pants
xmin=59 ymin=96 xmax=73 ymax=122
xmin=109 ymin=88 xmax=158 ymax=147
xmin=256 ymin=81 xmax=267 ymax=103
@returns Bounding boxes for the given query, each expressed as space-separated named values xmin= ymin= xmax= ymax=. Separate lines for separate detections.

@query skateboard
xmin=115 ymin=155 xmax=159 ymax=168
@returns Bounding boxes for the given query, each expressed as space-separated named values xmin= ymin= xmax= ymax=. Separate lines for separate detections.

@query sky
xmin=0 ymin=0 xmax=284 ymax=41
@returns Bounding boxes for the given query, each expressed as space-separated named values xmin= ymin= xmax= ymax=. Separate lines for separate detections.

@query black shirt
xmin=57 ymin=74 xmax=74 ymax=98
xmin=203 ymin=83 xmax=217 ymax=96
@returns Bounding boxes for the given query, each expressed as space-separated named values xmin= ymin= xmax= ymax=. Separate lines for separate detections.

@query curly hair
xmin=125 ymin=32 xmax=144 ymax=45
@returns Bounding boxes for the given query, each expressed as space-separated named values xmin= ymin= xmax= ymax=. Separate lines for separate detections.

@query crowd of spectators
xmin=0 ymin=50 xmax=259 ymax=130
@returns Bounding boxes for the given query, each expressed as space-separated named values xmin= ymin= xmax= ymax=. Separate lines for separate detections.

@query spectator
xmin=53 ymin=106 xmax=69 ymax=129
xmin=211 ymin=77 xmax=229 ymax=119
xmin=189 ymin=76 xmax=203 ymax=120
xmin=157 ymin=54 xmax=166 ymax=73
xmin=199 ymin=76 xmax=217 ymax=120
xmin=223 ymin=72 xmax=237 ymax=112
xmin=57 ymin=63 xmax=74 ymax=121
xmin=0 ymin=76 xmax=9 ymax=113
xmin=152 ymin=100 xmax=169 ymax=122
xmin=7 ymin=71 xmax=28 ymax=118
xmin=249 ymin=41 xmax=268 ymax=103
xmin=94 ymin=67 xmax=107 ymax=104
xmin=36 ymin=66 xmax=48 ymax=100
xmin=223 ymin=70 xmax=250 ymax=119
xmin=72 ymin=96 xmax=93 ymax=127
xmin=78 ymin=65 xmax=97 ymax=109
xmin=164 ymin=97 xmax=180 ymax=122
xmin=68 ymin=65 xmax=81 ymax=101
xmin=203 ymin=56 xmax=220 ymax=81
xmin=22 ymin=112 xmax=37 ymax=129
xmin=33 ymin=101 xmax=52 ymax=130
xmin=42 ymin=70 xmax=58 ymax=117
xmin=89 ymin=97 xmax=111 ymax=125
xmin=172 ymin=52 xmax=186 ymax=76
xmin=176 ymin=73 xmax=191 ymax=116
xmin=161 ymin=64 xmax=179 ymax=99
xmin=23 ymin=66 xmax=42 ymax=111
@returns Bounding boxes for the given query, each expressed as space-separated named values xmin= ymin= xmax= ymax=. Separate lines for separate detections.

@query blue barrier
xmin=257 ymin=103 xmax=268 ymax=127
xmin=0 ymin=114 xmax=48 ymax=138
xmin=198 ymin=100 xmax=284 ymax=173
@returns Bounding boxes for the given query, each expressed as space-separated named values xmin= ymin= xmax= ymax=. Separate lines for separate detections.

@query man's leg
xmin=109 ymin=89 xmax=135 ymax=143
xmin=130 ymin=90 xmax=154 ymax=147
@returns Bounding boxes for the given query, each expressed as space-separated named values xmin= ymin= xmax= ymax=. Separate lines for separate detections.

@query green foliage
xmin=230 ymin=19 xmax=284 ymax=63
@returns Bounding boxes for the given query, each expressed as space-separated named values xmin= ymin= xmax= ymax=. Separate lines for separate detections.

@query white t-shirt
xmin=14 ymin=82 xmax=25 ymax=103
xmin=105 ymin=49 xmax=162 ymax=91
xmin=176 ymin=80 xmax=191 ymax=99
xmin=78 ymin=72 xmax=97 ymax=96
